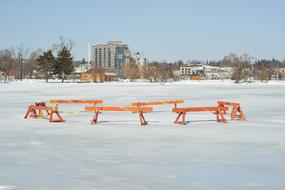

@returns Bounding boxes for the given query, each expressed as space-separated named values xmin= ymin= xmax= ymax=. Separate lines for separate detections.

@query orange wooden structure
xmin=131 ymin=100 xmax=184 ymax=108
xmin=217 ymin=101 xmax=246 ymax=121
xmin=172 ymin=106 xmax=228 ymax=125
xmin=49 ymin=99 xmax=103 ymax=105
xmin=85 ymin=106 xmax=153 ymax=125
xmin=24 ymin=102 xmax=64 ymax=122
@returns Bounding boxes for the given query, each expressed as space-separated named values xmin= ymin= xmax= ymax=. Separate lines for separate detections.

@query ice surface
xmin=0 ymin=80 xmax=285 ymax=190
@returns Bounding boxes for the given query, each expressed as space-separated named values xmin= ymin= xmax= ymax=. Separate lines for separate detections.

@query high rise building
xmin=88 ymin=41 xmax=131 ymax=72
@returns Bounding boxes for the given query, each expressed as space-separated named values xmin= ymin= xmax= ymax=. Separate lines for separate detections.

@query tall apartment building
xmin=88 ymin=41 xmax=131 ymax=72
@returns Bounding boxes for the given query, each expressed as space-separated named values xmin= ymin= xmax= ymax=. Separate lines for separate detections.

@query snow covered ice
xmin=0 ymin=80 xmax=285 ymax=190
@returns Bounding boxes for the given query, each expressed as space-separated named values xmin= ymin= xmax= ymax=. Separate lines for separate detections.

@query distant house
xmin=132 ymin=52 xmax=147 ymax=66
xmin=179 ymin=64 xmax=233 ymax=80
xmin=81 ymin=70 xmax=118 ymax=83
xmin=179 ymin=66 xmax=191 ymax=76
xmin=172 ymin=70 xmax=181 ymax=79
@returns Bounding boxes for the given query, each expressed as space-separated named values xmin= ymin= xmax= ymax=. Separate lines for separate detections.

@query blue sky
xmin=0 ymin=0 xmax=284 ymax=61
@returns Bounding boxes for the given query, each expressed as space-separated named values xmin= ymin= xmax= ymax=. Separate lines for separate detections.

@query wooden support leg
xmin=49 ymin=111 xmax=64 ymax=122
xmin=49 ymin=111 xmax=53 ymax=122
xmin=24 ymin=106 xmax=32 ymax=119
xmin=55 ymin=111 xmax=64 ymax=122
xmin=239 ymin=109 xmax=246 ymax=121
xmin=216 ymin=109 xmax=227 ymax=123
xmin=139 ymin=112 xmax=148 ymax=125
xmin=91 ymin=111 xmax=99 ymax=124
xmin=231 ymin=106 xmax=246 ymax=121
xmin=174 ymin=112 xmax=182 ymax=124
xmin=219 ymin=105 xmax=227 ymax=114
xmin=174 ymin=112 xmax=186 ymax=125
xmin=24 ymin=106 xmax=37 ymax=119
xmin=230 ymin=107 xmax=237 ymax=120
xmin=182 ymin=112 xmax=186 ymax=125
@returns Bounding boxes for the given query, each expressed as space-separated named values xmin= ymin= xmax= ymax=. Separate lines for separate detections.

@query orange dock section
xmin=172 ymin=106 xmax=228 ymax=125
xmin=24 ymin=102 xmax=64 ymax=122
xmin=131 ymin=100 xmax=184 ymax=108
xmin=85 ymin=106 xmax=153 ymax=125
xmin=49 ymin=99 xmax=103 ymax=104
xmin=24 ymin=99 xmax=246 ymax=126
xmin=85 ymin=106 xmax=152 ymax=112
xmin=218 ymin=101 xmax=246 ymax=121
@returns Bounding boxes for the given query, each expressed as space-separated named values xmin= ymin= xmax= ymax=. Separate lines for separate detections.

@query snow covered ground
xmin=0 ymin=80 xmax=285 ymax=190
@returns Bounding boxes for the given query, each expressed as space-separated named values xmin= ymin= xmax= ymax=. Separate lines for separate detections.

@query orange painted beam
xmin=131 ymin=100 xmax=184 ymax=106
xmin=49 ymin=100 xmax=103 ymax=104
xmin=85 ymin=106 xmax=153 ymax=112
xmin=32 ymin=106 xmax=50 ymax=111
xmin=173 ymin=106 xmax=228 ymax=113
xmin=217 ymin=101 xmax=240 ymax=107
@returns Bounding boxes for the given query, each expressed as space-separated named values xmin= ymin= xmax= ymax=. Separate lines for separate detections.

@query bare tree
xmin=27 ymin=49 xmax=43 ymax=78
xmin=144 ymin=62 xmax=173 ymax=82
xmin=0 ymin=48 xmax=15 ymax=79
xmin=256 ymin=64 xmax=271 ymax=81
xmin=16 ymin=45 xmax=30 ymax=79
xmin=123 ymin=59 xmax=140 ymax=81
xmin=138 ymin=64 xmax=146 ymax=79
xmin=52 ymin=36 xmax=74 ymax=53
xmin=15 ymin=44 xmax=30 ymax=59
xmin=223 ymin=53 xmax=251 ymax=83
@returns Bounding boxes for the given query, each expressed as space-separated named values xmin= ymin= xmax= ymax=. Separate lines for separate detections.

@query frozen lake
xmin=0 ymin=80 xmax=285 ymax=190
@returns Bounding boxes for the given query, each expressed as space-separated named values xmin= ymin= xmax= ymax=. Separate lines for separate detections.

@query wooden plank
xmin=217 ymin=101 xmax=240 ymax=106
xmin=85 ymin=106 xmax=153 ymax=112
xmin=131 ymin=100 xmax=184 ymax=106
xmin=33 ymin=106 xmax=50 ymax=110
xmin=49 ymin=100 xmax=103 ymax=104
xmin=173 ymin=106 xmax=228 ymax=113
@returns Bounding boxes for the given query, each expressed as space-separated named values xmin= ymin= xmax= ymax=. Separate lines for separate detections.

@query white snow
xmin=0 ymin=79 xmax=285 ymax=190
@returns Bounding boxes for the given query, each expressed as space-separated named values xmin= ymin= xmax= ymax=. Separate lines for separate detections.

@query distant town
xmin=1 ymin=39 xmax=285 ymax=83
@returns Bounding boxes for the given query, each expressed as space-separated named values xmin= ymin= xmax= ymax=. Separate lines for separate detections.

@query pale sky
xmin=0 ymin=0 xmax=284 ymax=62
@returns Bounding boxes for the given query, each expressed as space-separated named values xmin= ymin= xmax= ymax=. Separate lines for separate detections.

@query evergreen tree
xmin=54 ymin=46 xmax=73 ymax=83
xmin=37 ymin=50 xmax=55 ymax=82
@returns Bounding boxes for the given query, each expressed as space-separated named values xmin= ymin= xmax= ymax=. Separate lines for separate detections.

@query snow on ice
xmin=0 ymin=80 xmax=285 ymax=189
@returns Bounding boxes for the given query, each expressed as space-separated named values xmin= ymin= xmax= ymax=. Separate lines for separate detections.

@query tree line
xmin=0 ymin=37 xmax=74 ymax=83
xmin=122 ymin=53 xmax=285 ymax=83
xmin=122 ymin=59 xmax=175 ymax=82
xmin=1 ymin=40 xmax=285 ymax=83
xmin=208 ymin=53 xmax=285 ymax=82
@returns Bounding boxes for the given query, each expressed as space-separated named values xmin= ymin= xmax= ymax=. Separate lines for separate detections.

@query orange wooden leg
xmin=220 ymin=105 xmax=227 ymax=114
xmin=182 ymin=112 xmax=186 ymax=125
xmin=139 ymin=112 xmax=148 ymax=125
xmin=174 ymin=112 xmax=186 ymax=125
xmin=24 ymin=106 xmax=38 ymax=119
xmin=231 ymin=106 xmax=246 ymax=121
xmin=49 ymin=111 xmax=64 ymax=122
xmin=239 ymin=109 xmax=246 ymax=121
xmin=174 ymin=112 xmax=182 ymax=124
xmin=55 ymin=111 xmax=64 ymax=122
xmin=216 ymin=110 xmax=227 ymax=123
xmin=236 ymin=107 xmax=246 ymax=121
xmin=49 ymin=111 xmax=54 ymax=122
xmin=230 ymin=107 xmax=237 ymax=120
xmin=24 ymin=106 xmax=32 ymax=119
xmin=91 ymin=111 xmax=99 ymax=124
xmin=140 ymin=112 xmax=148 ymax=125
